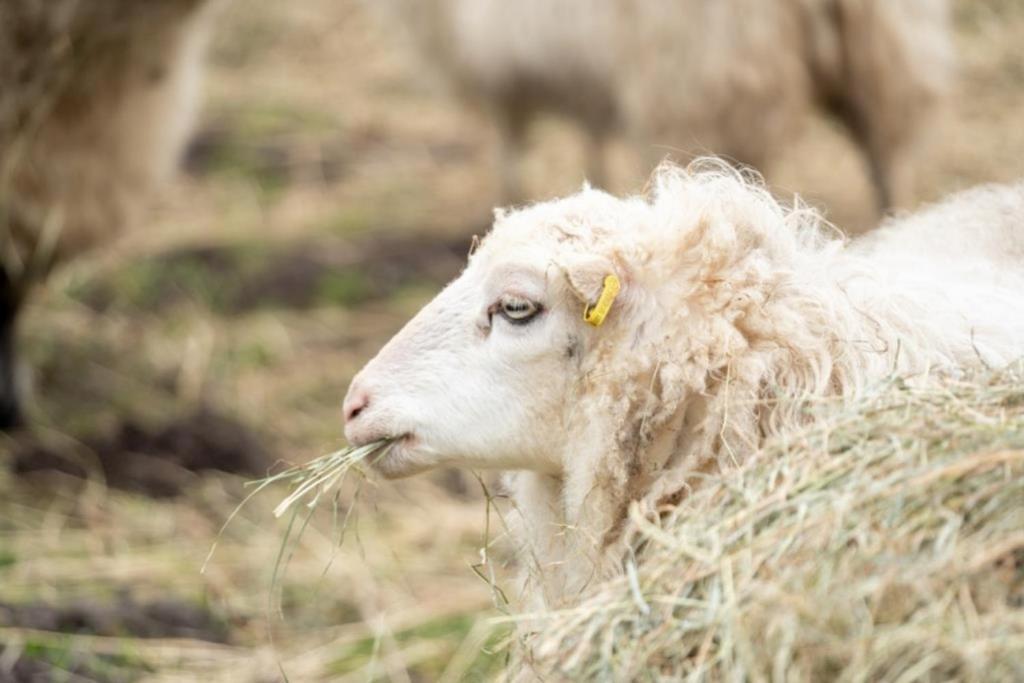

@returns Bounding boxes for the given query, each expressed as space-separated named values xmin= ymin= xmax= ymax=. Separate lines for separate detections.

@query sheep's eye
xmin=497 ymin=295 xmax=542 ymax=325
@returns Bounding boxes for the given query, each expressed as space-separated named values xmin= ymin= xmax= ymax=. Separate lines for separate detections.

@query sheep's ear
xmin=560 ymin=254 xmax=623 ymax=326
xmin=561 ymin=254 xmax=614 ymax=302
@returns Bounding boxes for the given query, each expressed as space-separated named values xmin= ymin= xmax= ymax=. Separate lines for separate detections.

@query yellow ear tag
xmin=583 ymin=274 xmax=621 ymax=327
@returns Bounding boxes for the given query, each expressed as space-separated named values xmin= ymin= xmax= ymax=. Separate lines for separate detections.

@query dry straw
xmin=267 ymin=440 xmax=392 ymax=518
xmin=515 ymin=368 xmax=1024 ymax=681
xmin=203 ymin=439 xmax=392 ymax=574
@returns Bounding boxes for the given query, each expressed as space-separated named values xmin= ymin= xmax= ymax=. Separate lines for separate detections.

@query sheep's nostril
xmin=343 ymin=389 xmax=370 ymax=424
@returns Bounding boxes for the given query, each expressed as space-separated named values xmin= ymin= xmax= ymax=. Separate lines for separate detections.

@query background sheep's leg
xmin=496 ymin=111 xmax=529 ymax=205
xmin=830 ymin=97 xmax=913 ymax=215
xmin=583 ymin=129 xmax=608 ymax=190
xmin=864 ymin=142 xmax=914 ymax=215
xmin=825 ymin=0 xmax=950 ymax=215
xmin=0 ymin=267 xmax=22 ymax=430
xmin=498 ymin=139 xmax=523 ymax=206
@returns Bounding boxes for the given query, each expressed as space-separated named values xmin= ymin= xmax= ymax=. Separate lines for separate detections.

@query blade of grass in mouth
xmin=201 ymin=438 xmax=392 ymax=574
xmin=270 ymin=439 xmax=393 ymax=518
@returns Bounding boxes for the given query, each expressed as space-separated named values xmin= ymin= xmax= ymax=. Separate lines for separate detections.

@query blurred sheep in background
xmin=0 ymin=0 xmax=218 ymax=429
xmin=386 ymin=0 xmax=953 ymax=211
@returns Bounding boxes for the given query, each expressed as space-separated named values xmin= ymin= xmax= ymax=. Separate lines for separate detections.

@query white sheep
xmin=385 ymin=0 xmax=953 ymax=211
xmin=0 ymin=0 xmax=218 ymax=428
xmin=343 ymin=161 xmax=1024 ymax=610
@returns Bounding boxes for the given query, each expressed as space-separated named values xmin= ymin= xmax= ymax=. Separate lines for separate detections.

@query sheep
xmin=342 ymin=161 xmax=1024 ymax=611
xmin=384 ymin=0 xmax=953 ymax=211
xmin=0 ymin=0 xmax=218 ymax=429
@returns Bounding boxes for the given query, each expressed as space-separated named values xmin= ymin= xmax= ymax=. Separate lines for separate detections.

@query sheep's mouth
xmin=368 ymin=433 xmax=426 ymax=479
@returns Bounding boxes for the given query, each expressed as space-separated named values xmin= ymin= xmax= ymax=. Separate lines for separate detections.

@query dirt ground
xmin=2 ymin=1 xmax=1023 ymax=680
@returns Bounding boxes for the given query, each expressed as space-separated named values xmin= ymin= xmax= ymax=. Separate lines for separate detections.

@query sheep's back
xmin=853 ymin=182 xmax=1024 ymax=270
xmin=616 ymin=0 xmax=814 ymax=167
xmin=392 ymin=0 xmax=951 ymax=177
xmin=391 ymin=0 xmax=622 ymax=133
xmin=396 ymin=0 xmax=816 ymax=165
xmin=848 ymin=181 xmax=1024 ymax=369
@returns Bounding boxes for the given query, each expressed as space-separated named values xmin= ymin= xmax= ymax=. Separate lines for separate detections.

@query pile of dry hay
xmin=517 ymin=368 xmax=1024 ymax=681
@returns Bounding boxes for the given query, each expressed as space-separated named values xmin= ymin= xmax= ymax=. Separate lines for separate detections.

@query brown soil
xmin=0 ymin=594 xmax=230 ymax=683
xmin=0 ymin=596 xmax=230 ymax=642
xmin=11 ymin=409 xmax=273 ymax=498
xmin=76 ymin=231 xmax=475 ymax=315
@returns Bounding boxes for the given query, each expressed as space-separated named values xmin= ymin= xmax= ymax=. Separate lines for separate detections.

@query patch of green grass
xmin=391 ymin=282 xmax=444 ymax=316
xmin=278 ymin=584 xmax=362 ymax=625
xmin=68 ymin=244 xmax=269 ymax=314
xmin=145 ymin=258 xmax=235 ymax=311
xmin=69 ymin=241 xmax=437 ymax=316
xmin=316 ymin=270 xmax=371 ymax=307
xmin=202 ymin=141 xmax=291 ymax=200
xmin=327 ymin=613 xmax=508 ymax=681
xmin=316 ymin=205 xmax=377 ymax=237
xmin=193 ymin=103 xmax=345 ymax=200
xmin=403 ymin=613 xmax=475 ymax=641
xmin=227 ymin=341 xmax=279 ymax=371
xmin=0 ymin=549 xmax=15 ymax=569
xmin=21 ymin=636 xmax=153 ymax=681
xmin=228 ymin=102 xmax=341 ymax=138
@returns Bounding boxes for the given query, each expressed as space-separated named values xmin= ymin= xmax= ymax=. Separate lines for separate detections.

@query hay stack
xmin=517 ymin=368 xmax=1024 ymax=680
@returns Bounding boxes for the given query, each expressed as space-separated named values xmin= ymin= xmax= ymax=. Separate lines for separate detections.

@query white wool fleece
xmin=344 ymin=161 xmax=1024 ymax=609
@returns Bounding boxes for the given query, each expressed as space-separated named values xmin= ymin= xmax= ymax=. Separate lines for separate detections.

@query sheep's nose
xmin=343 ymin=386 xmax=370 ymax=425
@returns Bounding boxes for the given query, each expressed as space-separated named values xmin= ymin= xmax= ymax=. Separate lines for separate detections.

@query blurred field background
xmin=1 ymin=0 xmax=1023 ymax=680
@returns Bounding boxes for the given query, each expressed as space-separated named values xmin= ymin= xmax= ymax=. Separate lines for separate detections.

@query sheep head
xmin=343 ymin=163 xmax=816 ymax=482
xmin=343 ymin=184 xmax=655 ymax=477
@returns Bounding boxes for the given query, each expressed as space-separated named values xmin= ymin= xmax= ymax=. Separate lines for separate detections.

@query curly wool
xmin=501 ymin=163 xmax=1024 ymax=609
